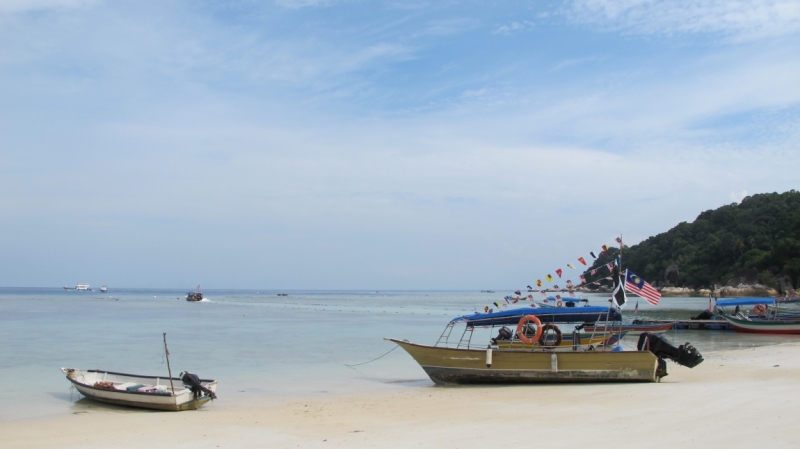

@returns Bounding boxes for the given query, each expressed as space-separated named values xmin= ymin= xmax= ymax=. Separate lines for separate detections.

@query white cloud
xmin=492 ymin=20 xmax=534 ymax=35
xmin=565 ymin=0 xmax=800 ymax=41
xmin=731 ymin=189 xmax=748 ymax=202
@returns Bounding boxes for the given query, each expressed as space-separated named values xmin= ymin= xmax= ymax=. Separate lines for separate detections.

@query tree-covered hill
xmin=615 ymin=191 xmax=800 ymax=290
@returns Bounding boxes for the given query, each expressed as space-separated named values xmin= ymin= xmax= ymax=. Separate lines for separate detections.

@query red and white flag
xmin=624 ymin=269 xmax=661 ymax=306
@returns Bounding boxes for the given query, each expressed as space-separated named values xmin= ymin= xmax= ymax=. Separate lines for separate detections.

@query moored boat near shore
xmin=387 ymin=306 xmax=703 ymax=385
xmin=61 ymin=368 xmax=217 ymax=411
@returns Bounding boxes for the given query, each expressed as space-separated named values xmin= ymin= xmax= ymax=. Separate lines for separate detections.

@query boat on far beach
xmin=716 ymin=298 xmax=800 ymax=334
xmin=722 ymin=316 xmax=800 ymax=334
xmin=100 ymin=286 xmax=107 ymax=293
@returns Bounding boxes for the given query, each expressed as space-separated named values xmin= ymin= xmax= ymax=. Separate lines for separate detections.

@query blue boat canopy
xmin=451 ymin=306 xmax=621 ymax=326
xmin=716 ymin=298 xmax=776 ymax=307
xmin=546 ymin=296 xmax=585 ymax=302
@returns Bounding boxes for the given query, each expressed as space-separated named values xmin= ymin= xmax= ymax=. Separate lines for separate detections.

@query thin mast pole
xmin=163 ymin=333 xmax=176 ymax=394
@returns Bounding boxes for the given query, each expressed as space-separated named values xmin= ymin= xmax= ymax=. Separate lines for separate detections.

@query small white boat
xmin=75 ymin=284 xmax=90 ymax=291
xmin=100 ymin=286 xmax=108 ymax=293
xmin=61 ymin=368 xmax=217 ymax=411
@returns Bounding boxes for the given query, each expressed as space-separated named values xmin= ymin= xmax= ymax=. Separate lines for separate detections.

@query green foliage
xmin=619 ymin=191 xmax=800 ymax=288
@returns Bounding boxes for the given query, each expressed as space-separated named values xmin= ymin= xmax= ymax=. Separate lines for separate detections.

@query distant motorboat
xmin=186 ymin=285 xmax=203 ymax=302
xmin=100 ymin=286 xmax=108 ymax=293
xmin=277 ymin=293 xmax=288 ymax=297
xmin=480 ymin=290 xmax=495 ymax=293
xmin=75 ymin=284 xmax=90 ymax=291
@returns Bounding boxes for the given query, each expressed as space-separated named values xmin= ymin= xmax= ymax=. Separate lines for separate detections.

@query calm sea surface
xmin=0 ymin=288 xmax=794 ymax=421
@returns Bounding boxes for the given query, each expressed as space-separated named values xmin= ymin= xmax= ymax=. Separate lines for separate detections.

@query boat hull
xmin=72 ymin=383 xmax=212 ymax=411
xmin=582 ymin=323 xmax=674 ymax=334
xmin=387 ymin=339 xmax=659 ymax=385
xmin=723 ymin=316 xmax=800 ymax=334
xmin=63 ymin=368 xmax=217 ymax=411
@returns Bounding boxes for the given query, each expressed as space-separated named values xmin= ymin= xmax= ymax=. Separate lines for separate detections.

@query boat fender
xmin=516 ymin=315 xmax=543 ymax=345
xmin=550 ymin=353 xmax=558 ymax=372
xmin=486 ymin=347 xmax=492 ymax=368
xmin=753 ymin=304 xmax=767 ymax=316
xmin=539 ymin=324 xmax=563 ymax=348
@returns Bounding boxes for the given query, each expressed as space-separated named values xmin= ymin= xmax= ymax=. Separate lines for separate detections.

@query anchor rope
xmin=343 ymin=346 xmax=399 ymax=368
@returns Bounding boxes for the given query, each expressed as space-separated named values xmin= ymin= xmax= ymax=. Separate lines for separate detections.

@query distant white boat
xmin=75 ymin=284 xmax=90 ymax=291
xmin=100 ymin=286 xmax=108 ymax=293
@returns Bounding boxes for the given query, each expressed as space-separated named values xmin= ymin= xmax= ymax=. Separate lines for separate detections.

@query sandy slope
xmin=5 ymin=342 xmax=800 ymax=449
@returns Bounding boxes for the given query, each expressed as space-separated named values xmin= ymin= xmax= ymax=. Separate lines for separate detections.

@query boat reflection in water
xmin=387 ymin=306 xmax=703 ymax=385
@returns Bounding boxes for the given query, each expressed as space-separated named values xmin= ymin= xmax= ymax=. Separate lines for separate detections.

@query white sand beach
xmin=4 ymin=341 xmax=800 ymax=449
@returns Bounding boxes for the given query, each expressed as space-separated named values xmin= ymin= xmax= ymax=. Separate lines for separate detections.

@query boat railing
xmin=434 ymin=322 xmax=456 ymax=347
xmin=456 ymin=325 xmax=475 ymax=349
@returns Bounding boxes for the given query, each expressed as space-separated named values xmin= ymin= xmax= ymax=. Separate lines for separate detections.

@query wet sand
xmin=4 ymin=341 xmax=800 ymax=448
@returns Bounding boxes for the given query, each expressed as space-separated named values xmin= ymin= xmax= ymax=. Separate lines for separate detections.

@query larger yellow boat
xmin=387 ymin=306 xmax=703 ymax=385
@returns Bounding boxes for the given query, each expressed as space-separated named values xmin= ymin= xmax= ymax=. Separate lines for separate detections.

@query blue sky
xmin=1 ymin=0 xmax=799 ymax=289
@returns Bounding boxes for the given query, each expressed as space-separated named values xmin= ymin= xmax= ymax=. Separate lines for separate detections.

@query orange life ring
xmin=753 ymin=304 xmax=767 ymax=316
xmin=516 ymin=315 xmax=543 ymax=345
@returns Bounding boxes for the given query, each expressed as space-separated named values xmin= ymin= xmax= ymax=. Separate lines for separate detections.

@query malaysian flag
xmin=606 ymin=262 xmax=614 ymax=272
xmin=616 ymin=237 xmax=626 ymax=247
xmin=579 ymin=274 xmax=586 ymax=284
xmin=565 ymin=280 xmax=574 ymax=288
xmin=624 ymin=269 xmax=661 ymax=306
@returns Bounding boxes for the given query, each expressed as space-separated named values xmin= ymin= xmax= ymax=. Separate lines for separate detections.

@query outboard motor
xmin=691 ymin=310 xmax=714 ymax=320
xmin=637 ymin=332 xmax=704 ymax=378
xmin=491 ymin=326 xmax=513 ymax=344
xmin=521 ymin=323 xmax=538 ymax=337
xmin=180 ymin=371 xmax=217 ymax=399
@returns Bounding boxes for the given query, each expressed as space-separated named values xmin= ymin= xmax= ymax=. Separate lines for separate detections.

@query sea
xmin=0 ymin=288 xmax=793 ymax=421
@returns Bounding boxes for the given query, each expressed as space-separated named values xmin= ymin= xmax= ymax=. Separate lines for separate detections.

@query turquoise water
xmin=0 ymin=288 xmax=794 ymax=420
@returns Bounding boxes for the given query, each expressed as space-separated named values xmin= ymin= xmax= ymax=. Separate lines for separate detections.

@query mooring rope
xmin=343 ymin=346 xmax=399 ymax=368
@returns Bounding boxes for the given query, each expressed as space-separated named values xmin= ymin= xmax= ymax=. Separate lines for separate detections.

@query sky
xmin=1 ymin=0 xmax=799 ymax=289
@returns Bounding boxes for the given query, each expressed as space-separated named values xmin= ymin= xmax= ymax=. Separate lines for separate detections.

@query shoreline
xmin=4 ymin=342 xmax=800 ymax=448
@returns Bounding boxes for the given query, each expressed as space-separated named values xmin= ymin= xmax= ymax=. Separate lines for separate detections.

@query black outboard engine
xmin=180 ymin=371 xmax=217 ymax=399
xmin=637 ymin=332 xmax=704 ymax=378
xmin=491 ymin=326 xmax=513 ymax=344
xmin=691 ymin=310 xmax=714 ymax=320
xmin=521 ymin=323 xmax=538 ymax=337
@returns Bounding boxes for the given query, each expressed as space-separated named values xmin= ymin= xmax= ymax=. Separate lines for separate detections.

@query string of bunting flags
xmin=479 ymin=237 xmax=660 ymax=313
